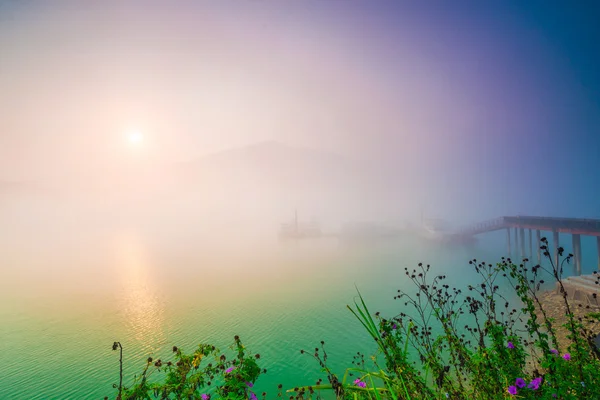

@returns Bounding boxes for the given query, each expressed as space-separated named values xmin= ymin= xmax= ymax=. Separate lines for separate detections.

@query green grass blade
xmin=368 ymin=374 xmax=381 ymax=400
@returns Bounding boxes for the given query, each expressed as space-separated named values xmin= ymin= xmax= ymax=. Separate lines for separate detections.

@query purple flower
xmin=225 ymin=366 xmax=236 ymax=373
xmin=353 ymin=378 xmax=367 ymax=388
xmin=507 ymin=341 xmax=515 ymax=349
xmin=248 ymin=392 xmax=257 ymax=400
xmin=515 ymin=378 xmax=526 ymax=388
xmin=562 ymin=353 xmax=571 ymax=361
xmin=528 ymin=377 xmax=542 ymax=390
xmin=245 ymin=381 xmax=254 ymax=388
xmin=508 ymin=386 xmax=518 ymax=395
xmin=201 ymin=395 xmax=210 ymax=400
xmin=392 ymin=324 xmax=397 ymax=330
xmin=550 ymin=349 xmax=559 ymax=355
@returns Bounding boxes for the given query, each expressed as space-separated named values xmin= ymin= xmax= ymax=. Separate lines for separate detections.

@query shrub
xmin=108 ymin=336 xmax=266 ymax=400
xmin=108 ymin=238 xmax=600 ymax=399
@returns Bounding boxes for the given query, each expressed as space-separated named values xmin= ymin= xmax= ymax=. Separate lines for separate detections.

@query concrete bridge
xmin=453 ymin=216 xmax=600 ymax=275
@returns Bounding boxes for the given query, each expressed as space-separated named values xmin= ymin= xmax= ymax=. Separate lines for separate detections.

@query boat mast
xmin=295 ymin=209 xmax=298 ymax=235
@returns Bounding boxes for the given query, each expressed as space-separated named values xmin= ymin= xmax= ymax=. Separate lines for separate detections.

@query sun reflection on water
xmin=113 ymin=232 xmax=166 ymax=353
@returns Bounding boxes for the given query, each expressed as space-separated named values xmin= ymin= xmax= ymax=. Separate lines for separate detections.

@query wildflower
xmin=507 ymin=341 xmax=515 ymax=349
xmin=201 ymin=395 xmax=209 ymax=400
xmin=515 ymin=378 xmax=526 ymax=388
xmin=508 ymin=386 xmax=518 ymax=395
xmin=562 ymin=353 xmax=571 ymax=361
xmin=225 ymin=366 xmax=236 ymax=374
xmin=246 ymin=382 xmax=254 ymax=388
xmin=353 ymin=378 xmax=367 ymax=388
xmin=445 ymin=393 xmax=449 ymax=398
xmin=550 ymin=349 xmax=558 ymax=355
xmin=249 ymin=392 xmax=257 ymax=400
xmin=392 ymin=324 xmax=397 ymax=330
xmin=581 ymin=382 xmax=586 ymax=387
xmin=528 ymin=377 xmax=542 ymax=390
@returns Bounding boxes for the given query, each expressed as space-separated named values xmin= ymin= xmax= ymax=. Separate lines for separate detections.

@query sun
xmin=127 ymin=130 xmax=143 ymax=145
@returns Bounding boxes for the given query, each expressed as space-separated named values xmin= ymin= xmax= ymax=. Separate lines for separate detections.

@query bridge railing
xmin=455 ymin=217 xmax=506 ymax=235
xmin=504 ymin=216 xmax=600 ymax=232
xmin=456 ymin=216 xmax=600 ymax=237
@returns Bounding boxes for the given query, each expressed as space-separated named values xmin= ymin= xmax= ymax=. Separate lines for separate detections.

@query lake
xmin=1 ymin=207 xmax=579 ymax=399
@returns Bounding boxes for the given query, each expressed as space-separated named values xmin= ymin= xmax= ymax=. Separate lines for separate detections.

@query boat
xmin=419 ymin=218 xmax=477 ymax=245
xmin=421 ymin=218 xmax=452 ymax=240
xmin=278 ymin=211 xmax=322 ymax=240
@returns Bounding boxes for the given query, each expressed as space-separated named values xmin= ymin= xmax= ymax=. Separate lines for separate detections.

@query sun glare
xmin=127 ymin=130 xmax=143 ymax=145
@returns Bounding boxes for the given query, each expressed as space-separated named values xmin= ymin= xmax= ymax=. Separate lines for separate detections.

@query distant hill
xmin=164 ymin=141 xmax=418 ymax=223
xmin=175 ymin=141 xmax=371 ymax=191
xmin=170 ymin=140 xmax=407 ymax=224
xmin=176 ymin=140 xmax=364 ymax=188
xmin=0 ymin=142 xmax=416 ymax=229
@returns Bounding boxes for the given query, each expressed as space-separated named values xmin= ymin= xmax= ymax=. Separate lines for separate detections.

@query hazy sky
xmin=1 ymin=0 xmax=599 ymax=221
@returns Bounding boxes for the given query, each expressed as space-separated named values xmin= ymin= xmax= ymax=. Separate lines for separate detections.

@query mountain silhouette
xmin=172 ymin=140 xmax=386 ymax=223
xmin=177 ymin=140 xmax=363 ymax=189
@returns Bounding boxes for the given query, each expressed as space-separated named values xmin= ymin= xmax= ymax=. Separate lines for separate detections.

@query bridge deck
xmin=456 ymin=216 xmax=600 ymax=237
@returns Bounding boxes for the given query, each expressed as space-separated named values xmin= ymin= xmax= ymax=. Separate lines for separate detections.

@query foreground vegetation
xmin=106 ymin=238 xmax=600 ymax=399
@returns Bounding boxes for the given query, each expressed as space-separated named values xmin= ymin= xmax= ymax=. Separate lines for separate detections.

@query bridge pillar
xmin=528 ymin=229 xmax=533 ymax=260
xmin=507 ymin=228 xmax=511 ymax=256
xmin=572 ymin=234 xmax=582 ymax=276
xmin=520 ymin=228 xmax=526 ymax=261
xmin=536 ymin=230 xmax=541 ymax=264
xmin=577 ymin=235 xmax=583 ymax=275
xmin=553 ymin=230 xmax=559 ymax=268
xmin=597 ymin=236 xmax=600 ymax=271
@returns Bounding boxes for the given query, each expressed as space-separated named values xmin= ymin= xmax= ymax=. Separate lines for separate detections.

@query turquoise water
xmin=1 ymin=220 xmax=591 ymax=399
